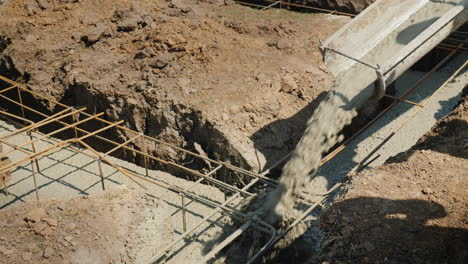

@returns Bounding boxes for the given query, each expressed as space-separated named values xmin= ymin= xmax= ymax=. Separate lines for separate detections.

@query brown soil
xmin=0 ymin=0 xmax=348 ymax=174
xmin=314 ymin=90 xmax=468 ymax=264
xmin=0 ymin=187 xmax=172 ymax=264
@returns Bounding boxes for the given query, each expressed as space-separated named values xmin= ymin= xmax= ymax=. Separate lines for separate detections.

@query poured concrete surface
xmin=0 ymin=121 xmax=235 ymax=263
xmin=309 ymin=53 xmax=468 ymax=196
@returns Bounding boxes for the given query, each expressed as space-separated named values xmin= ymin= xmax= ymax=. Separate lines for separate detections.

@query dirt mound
xmin=314 ymin=90 xmax=468 ymax=263
xmin=0 ymin=187 xmax=179 ymax=264
xmin=0 ymin=0 xmax=347 ymax=175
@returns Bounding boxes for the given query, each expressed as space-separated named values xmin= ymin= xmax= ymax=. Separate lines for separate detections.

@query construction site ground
xmin=0 ymin=117 xmax=236 ymax=264
xmin=315 ymin=88 xmax=468 ymax=264
xmin=1 ymin=0 xmax=467 ymax=263
xmin=1 ymin=87 xmax=466 ymax=264
xmin=0 ymin=0 xmax=350 ymax=173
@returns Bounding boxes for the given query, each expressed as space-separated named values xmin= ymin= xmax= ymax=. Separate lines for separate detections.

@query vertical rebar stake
xmin=71 ymin=108 xmax=79 ymax=140
xmin=180 ymin=193 xmax=187 ymax=232
xmin=97 ymin=158 xmax=105 ymax=191
xmin=3 ymin=181 xmax=9 ymax=197
xmin=28 ymin=130 xmax=40 ymax=172
xmin=16 ymin=87 xmax=26 ymax=119
xmin=142 ymin=134 xmax=149 ymax=177
xmin=30 ymin=160 xmax=40 ymax=201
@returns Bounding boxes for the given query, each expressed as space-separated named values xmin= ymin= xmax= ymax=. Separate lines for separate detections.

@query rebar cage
xmin=0 ymin=76 xmax=279 ymax=263
xmin=0 ymin=27 xmax=466 ymax=263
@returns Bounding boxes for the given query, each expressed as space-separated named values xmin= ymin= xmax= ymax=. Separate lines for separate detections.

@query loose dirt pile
xmin=0 ymin=0 xmax=348 ymax=174
xmin=0 ymin=187 xmax=178 ymax=264
xmin=313 ymin=88 xmax=468 ymax=263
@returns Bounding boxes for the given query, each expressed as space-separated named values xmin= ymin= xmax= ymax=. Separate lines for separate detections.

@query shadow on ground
xmin=249 ymin=91 xmax=328 ymax=173
xmin=310 ymin=197 xmax=468 ymax=264
xmin=388 ymin=85 xmax=468 ymax=163
xmin=205 ymin=54 xmax=467 ymax=263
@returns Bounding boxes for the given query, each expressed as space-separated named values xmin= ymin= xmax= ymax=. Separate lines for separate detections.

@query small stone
xmin=275 ymin=39 xmax=287 ymax=49
xmin=33 ymin=223 xmax=48 ymax=234
xmin=271 ymin=79 xmax=281 ymax=92
xmin=117 ymin=14 xmax=142 ymax=32
xmin=363 ymin=241 xmax=375 ymax=252
xmin=268 ymin=39 xmax=287 ymax=49
xmin=114 ymin=8 xmax=131 ymax=20
xmin=21 ymin=252 xmax=33 ymax=261
xmin=65 ymin=223 xmax=76 ymax=230
xmin=255 ymin=73 xmax=269 ymax=85
xmin=143 ymin=47 xmax=157 ymax=57
xmin=80 ymin=14 xmax=100 ymax=25
xmin=228 ymin=105 xmax=240 ymax=115
xmin=142 ymin=15 xmax=154 ymax=27
xmin=27 ymin=243 xmax=38 ymax=251
xmin=177 ymin=78 xmax=192 ymax=94
xmin=126 ymin=98 xmax=138 ymax=106
xmin=43 ymin=218 xmax=58 ymax=227
xmin=280 ymin=75 xmax=298 ymax=93
xmin=342 ymin=215 xmax=353 ymax=223
xmin=422 ymin=188 xmax=433 ymax=195
xmin=150 ymin=53 xmax=175 ymax=69
xmin=221 ymin=113 xmax=230 ymax=121
xmin=36 ymin=0 xmax=48 ymax=10
xmin=0 ymin=246 xmax=14 ymax=255
xmin=25 ymin=208 xmax=47 ymax=223
xmin=24 ymin=3 xmax=38 ymax=15
xmin=162 ymin=8 xmax=181 ymax=17
xmin=134 ymin=49 xmax=150 ymax=60
xmin=43 ymin=247 xmax=55 ymax=258
xmin=81 ymin=23 xmax=109 ymax=45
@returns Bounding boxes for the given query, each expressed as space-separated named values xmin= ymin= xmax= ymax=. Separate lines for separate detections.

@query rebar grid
xmin=0 ymin=76 xmax=276 ymax=263
xmin=234 ymin=0 xmax=357 ymax=17
xmin=0 ymin=32 xmax=465 ymax=262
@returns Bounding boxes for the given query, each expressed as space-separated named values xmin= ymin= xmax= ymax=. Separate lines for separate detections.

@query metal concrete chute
xmin=256 ymin=0 xmax=467 ymax=260
xmin=322 ymin=0 xmax=431 ymax=77
xmin=322 ymin=0 xmax=467 ymax=83
xmin=320 ymin=0 xmax=467 ymax=110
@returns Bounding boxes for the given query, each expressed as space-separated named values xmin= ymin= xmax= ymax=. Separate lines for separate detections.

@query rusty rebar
xmin=235 ymin=0 xmax=356 ymax=17
xmin=180 ymin=193 xmax=187 ymax=232
xmin=30 ymin=159 xmax=40 ymax=201
xmin=0 ymin=76 xmax=277 ymax=264
xmin=97 ymin=158 xmax=105 ymax=191
xmin=1 ymin=82 xmax=278 ymax=186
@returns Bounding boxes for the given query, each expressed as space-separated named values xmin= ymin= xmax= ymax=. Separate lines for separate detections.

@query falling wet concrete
xmin=287 ymin=53 xmax=468 ymax=262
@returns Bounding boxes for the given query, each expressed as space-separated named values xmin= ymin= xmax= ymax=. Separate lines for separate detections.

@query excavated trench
xmin=1 ymin=8 xmax=466 ymax=262
xmin=0 ymin=36 xmax=253 ymax=187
